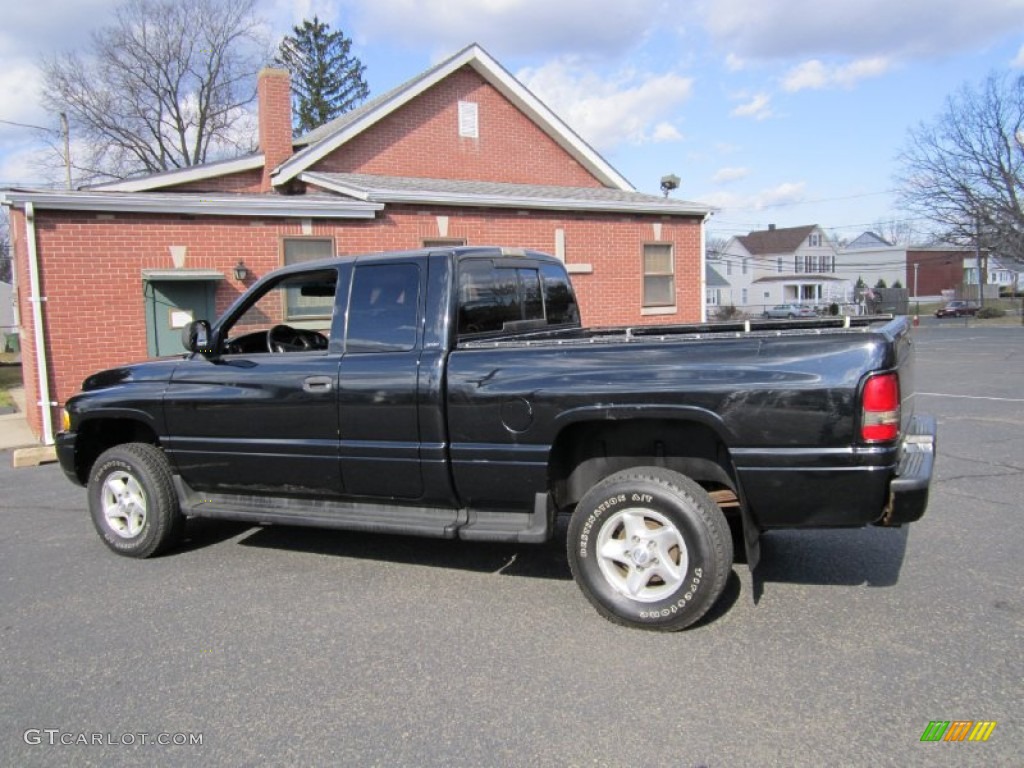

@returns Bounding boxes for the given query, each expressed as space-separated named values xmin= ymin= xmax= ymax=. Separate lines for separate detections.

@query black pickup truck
xmin=57 ymin=246 xmax=936 ymax=630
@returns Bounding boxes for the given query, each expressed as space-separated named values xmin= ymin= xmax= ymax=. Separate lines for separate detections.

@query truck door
xmin=338 ymin=261 xmax=425 ymax=499
xmin=162 ymin=266 xmax=346 ymax=496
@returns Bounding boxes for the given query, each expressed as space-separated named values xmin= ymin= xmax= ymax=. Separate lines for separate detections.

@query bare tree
xmin=705 ymin=235 xmax=730 ymax=261
xmin=40 ymin=0 xmax=267 ymax=183
xmin=871 ymin=218 xmax=918 ymax=246
xmin=0 ymin=212 xmax=11 ymax=284
xmin=896 ymin=72 xmax=1024 ymax=258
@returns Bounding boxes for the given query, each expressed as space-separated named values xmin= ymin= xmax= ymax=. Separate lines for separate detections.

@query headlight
xmin=60 ymin=408 xmax=71 ymax=432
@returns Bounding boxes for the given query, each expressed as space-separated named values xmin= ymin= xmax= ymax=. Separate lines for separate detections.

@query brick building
xmin=2 ymin=44 xmax=710 ymax=443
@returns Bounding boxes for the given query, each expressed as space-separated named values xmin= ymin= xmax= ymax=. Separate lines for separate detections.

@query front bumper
xmin=878 ymin=413 xmax=936 ymax=525
xmin=55 ymin=430 xmax=83 ymax=486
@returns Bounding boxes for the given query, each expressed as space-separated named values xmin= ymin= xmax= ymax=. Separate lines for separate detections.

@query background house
xmin=713 ymin=224 xmax=845 ymax=312
xmin=1 ymin=43 xmax=711 ymax=443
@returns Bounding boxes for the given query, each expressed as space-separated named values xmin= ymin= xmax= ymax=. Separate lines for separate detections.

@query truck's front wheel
xmin=568 ymin=467 xmax=733 ymax=631
xmin=88 ymin=443 xmax=184 ymax=558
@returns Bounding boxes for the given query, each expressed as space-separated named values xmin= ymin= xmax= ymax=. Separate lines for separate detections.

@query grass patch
xmin=0 ymin=363 xmax=23 ymax=410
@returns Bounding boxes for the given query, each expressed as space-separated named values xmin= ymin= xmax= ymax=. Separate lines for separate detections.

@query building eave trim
xmin=299 ymin=173 xmax=710 ymax=217
xmin=87 ymin=155 xmax=266 ymax=192
xmin=0 ymin=190 xmax=382 ymax=219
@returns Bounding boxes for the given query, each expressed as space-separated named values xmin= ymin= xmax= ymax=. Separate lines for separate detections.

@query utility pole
xmin=60 ymin=113 xmax=71 ymax=190
xmin=975 ymin=216 xmax=985 ymax=308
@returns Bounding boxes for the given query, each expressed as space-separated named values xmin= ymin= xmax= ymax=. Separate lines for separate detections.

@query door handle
xmin=302 ymin=375 xmax=333 ymax=393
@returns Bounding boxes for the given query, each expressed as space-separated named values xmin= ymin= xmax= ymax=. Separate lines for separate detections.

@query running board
xmin=173 ymin=478 xmax=553 ymax=543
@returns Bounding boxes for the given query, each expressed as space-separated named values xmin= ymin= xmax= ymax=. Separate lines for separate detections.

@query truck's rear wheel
xmin=88 ymin=443 xmax=183 ymax=558
xmin=567 ymin=467 xmax=733 ymax=631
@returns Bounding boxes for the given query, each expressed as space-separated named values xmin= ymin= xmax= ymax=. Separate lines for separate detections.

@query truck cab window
xmin=222 ymin=268 xmax=337 ymax=354
xmin=458 ymin=261 xmax=549 ymax=334
xmin=346 ymin=263 xmax=421 ymax=353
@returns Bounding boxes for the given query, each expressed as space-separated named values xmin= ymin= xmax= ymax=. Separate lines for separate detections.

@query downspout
xmin=700 ymin=212 xmax=710 ymax=322
xmin=24 ymin=202 xmax=55 ymax=445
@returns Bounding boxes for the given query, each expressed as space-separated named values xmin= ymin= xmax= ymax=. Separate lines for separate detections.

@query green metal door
xmin=144 ymin=277 xmax=220 ymax=357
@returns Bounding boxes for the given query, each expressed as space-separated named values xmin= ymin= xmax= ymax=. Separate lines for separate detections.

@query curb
xmin=12 ymin=446 xmax=58 ymax=468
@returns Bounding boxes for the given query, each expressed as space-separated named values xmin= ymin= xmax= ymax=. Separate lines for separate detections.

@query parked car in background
xmin=935 ymin=301 xmax=979 ymax=318
xmin=763 ymin=303 xmax=817 ymax=318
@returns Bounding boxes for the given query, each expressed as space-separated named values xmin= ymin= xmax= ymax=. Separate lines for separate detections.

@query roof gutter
xmin=24 ymin=202 xmax=55 ymax=445
xmin=0 ymin=189 xmax=382 ymax=219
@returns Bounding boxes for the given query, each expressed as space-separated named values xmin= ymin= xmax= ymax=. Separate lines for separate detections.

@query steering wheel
xmin=267 ymin=324 xmax=315 ymax=353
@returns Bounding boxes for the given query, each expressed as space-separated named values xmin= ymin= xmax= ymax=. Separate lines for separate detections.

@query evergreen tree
xmin=275 ymin=17 xmax=369 ymax=134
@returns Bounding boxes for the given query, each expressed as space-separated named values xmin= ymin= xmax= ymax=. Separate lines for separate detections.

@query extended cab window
xmin=346 ymin=263 xmax=421 ymax=353
xmin=458 ymin=260 xmax=578 ymax=335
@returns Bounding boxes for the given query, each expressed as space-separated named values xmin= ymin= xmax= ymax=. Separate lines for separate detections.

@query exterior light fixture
xmin=233 ymin=260 xmax=249 ymax=281
xmin=660 ymin=174 xmax=680 ymax=197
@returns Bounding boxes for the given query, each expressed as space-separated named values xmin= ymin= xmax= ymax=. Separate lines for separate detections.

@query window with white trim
xmin=642 ymin=243 xmax=675 ymax=307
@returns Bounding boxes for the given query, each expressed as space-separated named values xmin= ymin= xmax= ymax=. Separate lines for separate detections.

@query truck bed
xmin=459 ymin=314 xmax=901 ymax=349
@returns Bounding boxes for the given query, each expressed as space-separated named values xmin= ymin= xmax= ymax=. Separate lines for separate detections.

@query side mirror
xmin=181 ymin=320 xmax=215 ymax=356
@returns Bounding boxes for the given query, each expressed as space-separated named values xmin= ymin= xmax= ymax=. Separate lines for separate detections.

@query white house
xmin=1 ymin=280 xmax=14 ymax=331
xmin=837 ymin=232 xmax=908 ymax=295
xmin=964 ymin=255 xmax=1022 ymax=295
xmin=713 ymin=224 xmax=847 ymax=312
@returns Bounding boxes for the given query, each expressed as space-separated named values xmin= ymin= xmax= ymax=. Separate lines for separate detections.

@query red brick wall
xmin=906 ymin=250 xmax=969 ymax=296
xmin=13 ymin=207 xmax=701 ymax=439
xmin=311 ymin=67 xmax=603 ymax=188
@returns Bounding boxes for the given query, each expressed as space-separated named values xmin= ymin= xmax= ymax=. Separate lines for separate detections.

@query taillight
xmin=861 ymin=372 xmax=900 ymax=442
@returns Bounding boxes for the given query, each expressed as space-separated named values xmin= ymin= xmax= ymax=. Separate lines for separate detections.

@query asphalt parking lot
xmin=1 ymin=324 xmax=1021 ymax=767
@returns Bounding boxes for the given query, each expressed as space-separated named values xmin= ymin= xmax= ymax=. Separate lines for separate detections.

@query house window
xmin=742 ymin=258 xmax=749 ymax=275
xmin=283 ymin=237 xmax=334 ymax=266
xmin=422 ymin=238 xmax=466 ymax=248
xmin=282 ymin=238 xmax=335 ymax=319
xmin=726 ymin=260 xmax=733 ymax=276
xmin=458 ymin=101 xmax=479 ymax=138
xmin=794 ymin=256 xmax=803 ymax=273
xmin=642 ymin=243 xmax=675 ymax=307
xmin=741 ymin=289 xmax=748 ymax=304
xmin=777 ymin=257 xmax=783 ymax=274
xmin=706 ymin=288 xmax=720 ymax=306
xmin=809 ymin=233 xmax=821 ymax=247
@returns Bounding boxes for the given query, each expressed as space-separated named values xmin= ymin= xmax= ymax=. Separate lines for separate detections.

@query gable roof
xmin=705 ymin=263 xmax=729 ymax=287
xmin=846 ymin=231 xmax=892 ymax=249
xmin=274 ymin=43 xmax=633 ymax=191
xmin=302 ymin=172 xmax=710 ymax=216
xmin=737 ymin=225 xmax=817 ymax=255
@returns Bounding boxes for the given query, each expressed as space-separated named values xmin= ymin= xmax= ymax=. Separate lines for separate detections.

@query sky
xmin=2 ymin=0 xmax=1024 ymax=244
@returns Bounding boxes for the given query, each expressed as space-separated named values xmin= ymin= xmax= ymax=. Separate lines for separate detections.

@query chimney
xmin=768 ymin=224 xmax=776 ymax=231
xmin=257 ymin=67 xmax=293 ymax=192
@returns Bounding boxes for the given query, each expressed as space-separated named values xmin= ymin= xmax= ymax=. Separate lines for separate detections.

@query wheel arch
xmin=72 ymin=417 xmax=161 ymax=485
xmin=547 ymin=410 xmax=743 ymax=512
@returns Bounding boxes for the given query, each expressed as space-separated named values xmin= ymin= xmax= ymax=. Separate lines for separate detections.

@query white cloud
xmin=756 ymin=181 xmax=806 ymax=209
xmin=782 ymin=57 xmax=892 ymax=92
xmin=652 ymin=122 xmax=684 ymax=142
xmin=1013 ymin=45 xmax=1024 ymax=68
xmin=730 ymin=92 xmax=772 ymax=120
xmin=712 ymin=166 xmax=750 ymax=183
xmin=725 ymin=53 xmax=745 ymax=71
xmin=351 ymin=0 xmax=668 ymax=57
xmin=699 ymin=181 xmax=807 ymax=212
xmin=703 ymin=0 xmax=1024 ymax=60
xmin=517 ymin=58 xmax=693 ymax=151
